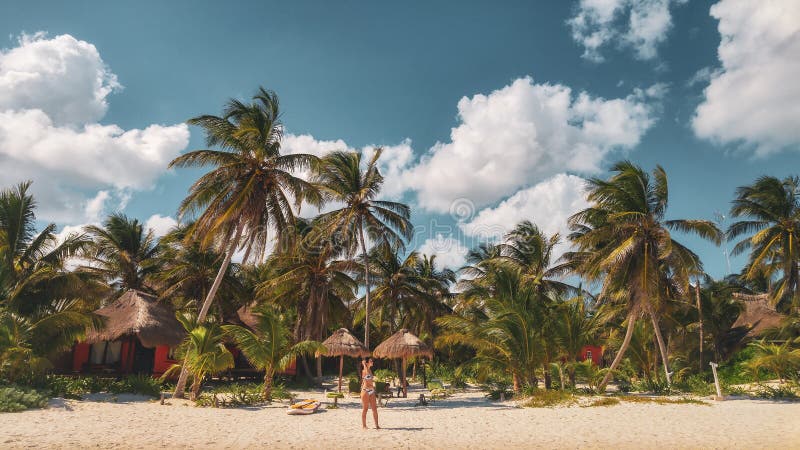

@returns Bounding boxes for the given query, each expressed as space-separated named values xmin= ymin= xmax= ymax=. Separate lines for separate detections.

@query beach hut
xmin=318 ymin=328 xmax=370 ymax=392
xmin=732 ymin=292 xmax=787 ymax=337
xmin=72 ymin=290 xmax=184 ymax=376
xmin=373 ymin=329 xmax=433 ymax=397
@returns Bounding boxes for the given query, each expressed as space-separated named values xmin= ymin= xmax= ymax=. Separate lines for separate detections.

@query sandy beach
xmin=2 ymin=388 xmax=799 ymax=449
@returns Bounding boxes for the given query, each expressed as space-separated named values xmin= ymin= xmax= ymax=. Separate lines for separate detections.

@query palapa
xmin=373 ymin=329 xmax=433 ymax=397
xmin=84 ymin=290 xmax=184 ymax=348
xmin=318 ymin=328 xmax=369 ymax=392
xmin=732 ymin=292 xmax=786 ymax=337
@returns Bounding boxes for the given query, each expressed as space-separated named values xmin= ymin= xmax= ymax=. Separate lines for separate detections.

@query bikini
xmin=362 ymin=374 xmax=375 ymax=396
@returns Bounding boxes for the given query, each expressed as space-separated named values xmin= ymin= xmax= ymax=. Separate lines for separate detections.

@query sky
xmin=1 ymin=0 xmax=798 ymax=279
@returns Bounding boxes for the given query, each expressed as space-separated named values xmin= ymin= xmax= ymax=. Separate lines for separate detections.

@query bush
xmin=374 ymin=369 xmax=396 ymax=384
xmin=584 ymin=397 xmax=620 ymax=407
xmin=0 ymin=386 xmax=48 ymax=412
xmin=754 ymin=384 xmax=799 ymax=400
xmin=109 ymin=375 xmax=162 ymax=397
xmin=674 ymin=374 xmax=714 ymax=396
xmin=39 ymin=375 xmax=163 ymax=399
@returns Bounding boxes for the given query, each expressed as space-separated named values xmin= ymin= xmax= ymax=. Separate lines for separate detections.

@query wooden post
xmin=401 ymin=357 xmax=407 ymax=398
xmin=710 ymin=362 xmax=723 ymax=400
xmin=338 ymin=355 xmax=344 ymax=392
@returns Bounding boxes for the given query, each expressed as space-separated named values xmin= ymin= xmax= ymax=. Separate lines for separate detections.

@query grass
xmin=615 ymin=395 xmax=708 ymax=405
xmin=522 ymin=389 xmax=575 ymax=408
xmin=584 ymin=397 xmax=620 ymax=407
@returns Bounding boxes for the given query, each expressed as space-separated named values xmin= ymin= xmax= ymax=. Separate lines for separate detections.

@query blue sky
xmin=1 ymin=0 xmax=798 ymax=278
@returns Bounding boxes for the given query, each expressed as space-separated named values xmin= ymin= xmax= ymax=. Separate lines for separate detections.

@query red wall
xmin=580 ymin=345 xmax=603 ymax=366
xmin=153 ymin=345 xmax=176 ymax=376
xmin=72 ymin=343 xmax=90 ymax=372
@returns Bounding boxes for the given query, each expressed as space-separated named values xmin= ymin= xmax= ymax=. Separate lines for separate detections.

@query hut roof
xmin=84 ymin=290 xmax=184 ymax=348
xmin=732 ymin=292 xmax=786 ymax=337
xmin=373 ymin=329 xmax=433 ymax=359
xmin=319 ymin=328 xmax=370 ymax=358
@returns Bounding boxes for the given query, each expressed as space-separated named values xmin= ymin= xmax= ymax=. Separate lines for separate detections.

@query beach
xmin=2 ymin=388 xmax=799 ymax=449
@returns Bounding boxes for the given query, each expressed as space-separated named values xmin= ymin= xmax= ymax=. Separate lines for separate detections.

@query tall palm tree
xmin=313 ymin=149 xmax=413 ymax=349
xmin=500 ymin=221 xmax=575 ymax=296
xmin=728 ymin=175 xmax=800 ymax=311
xmin=168 ymin=87 xmax=321 ymax=396
xmin=567 ymin=161 xmax=721 ymax=391
xmin=223 ymin=306 xmax=324 ymax=401
xmin=83 ymin=213 xmax=161 ymax=293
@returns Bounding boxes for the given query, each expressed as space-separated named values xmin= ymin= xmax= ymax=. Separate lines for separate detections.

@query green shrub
xmin=675 ymin=374 xmax=714 ymax=396
xmin=0 ymin=386 xmax=48 ymax=412
xmin=754 ymin=384 xmax=799 ymax=400
xmin=109 ymin=375 xmax=162 ymax=397
xmin=374 ymin=369 xmax=396 ymax=383
xmin=584 ymin=397 xmax=620 ymax=407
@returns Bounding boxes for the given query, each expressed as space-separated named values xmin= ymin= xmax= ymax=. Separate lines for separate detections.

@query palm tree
xmin=553 ymin=296 xmax=601 ymax=387
xmin=168 ymin=87 xmax=321 ymax=396
xmin=157 ymin=224 xmax=244 ymax=322
xmin=83 ymin=213 xmax=161 ymax=293
xmin=567 ymin=161 xmax=722 ymax=391
xmin=747 ymin=340 xmax=800 ymax=383
xmin=165 ymin=315 xmax=234 ymax=400
xmin=258 ymin=219 xmax=356 ymax=378
xmin=501 ymin=221 xmax=575 ymax=296
xmin=728 ymin=175 xmax=800 ymax=311
xmin=222 ymin=306 xmax=324 ymax=401
xmin=437 ymin=268 xmax=547 ymax=392
xmin=313 ymin=150 xmax=413 ymax=349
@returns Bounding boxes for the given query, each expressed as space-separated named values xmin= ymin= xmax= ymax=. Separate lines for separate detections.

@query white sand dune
xmin=2 ymin=388 xmax=799 ymax=449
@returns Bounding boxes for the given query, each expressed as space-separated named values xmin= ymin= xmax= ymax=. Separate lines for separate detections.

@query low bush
xmin=754 ymin=384 xmax=799 ymax=400
xmin=523 ymin=389 xmax=575 ymax=408
xmin=0 ymin=386 xmax=48 ymax=412
xmin=584 ymin=397 xmax=620 ymax=407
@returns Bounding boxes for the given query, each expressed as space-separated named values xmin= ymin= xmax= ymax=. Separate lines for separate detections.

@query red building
xmin=579 ymin=345 xmax=603 ymax=366
xmin=72 ymin=290 xmax=184 ymax=376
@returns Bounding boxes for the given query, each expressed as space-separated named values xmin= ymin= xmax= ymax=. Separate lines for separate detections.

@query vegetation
xmin=3 ymin=86 xmax=800 ymax=409
xmin=0 ymin=386 xmax=48 ymax=412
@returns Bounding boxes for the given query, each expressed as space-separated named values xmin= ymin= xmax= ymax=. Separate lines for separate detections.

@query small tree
xmin=747 ymin=340 xmax=800 ymax=383
xmin=165 ymin=316 xmax=234 ymax=400
xmin=222 ymin=306 xmax=324 ymax=401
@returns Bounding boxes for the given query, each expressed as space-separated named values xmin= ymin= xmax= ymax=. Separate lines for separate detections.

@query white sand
xmin=2 ymin=388 xmax=799 ymax=449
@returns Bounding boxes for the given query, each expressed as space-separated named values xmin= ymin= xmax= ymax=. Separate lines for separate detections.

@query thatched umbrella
xmin=317 ymin=328 xmax=370 ymax=392
xmin=85 ymin=289 xmax=184 ymax=348
xmin=373 ymin=329 xmax=433 ymax=397
xmin=732 ymin=292 xmax=787 ymax=337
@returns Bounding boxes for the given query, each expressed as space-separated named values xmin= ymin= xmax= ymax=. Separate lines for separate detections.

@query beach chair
xmin=375 ymin=381 xmax=393 ymax=406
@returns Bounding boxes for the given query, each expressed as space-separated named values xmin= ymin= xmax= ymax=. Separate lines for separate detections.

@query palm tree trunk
xmin=543 ymin=363 xmax=552 ymax=390
xmin=358 ymin=221 xmax=371 ymax=350
xmin=557 ymin=364 xmax=565 ymax=390
xmin=695 ymin=281 xmax=704 ymax=370
xmin=174 ymin=226 xmax=242 ymax=398
xmin=263 ymin=368 xmax=274 ymax=402
xmin=338 ymin=356 xmax=344 ymax=392
xmin=646 ymin=303 xmax=672 ymax=385
xmin=512 ymin=373 xmax=521 ymax=394
xmin=598 ymin=310 xmax=637 ymax=392
xmin=316 ymin=355 xmax=323 ymax=380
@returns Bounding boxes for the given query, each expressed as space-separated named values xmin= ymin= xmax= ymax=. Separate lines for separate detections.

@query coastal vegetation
xmin=1 ymin=87 xmax=799 ymax=412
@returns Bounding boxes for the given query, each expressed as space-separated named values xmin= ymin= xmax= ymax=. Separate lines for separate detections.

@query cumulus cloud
xmin=402 ymin=77 xmax=661 ymax=212
xmin=418 ymin=234 xmax=469 ymax=271
xmin=0 ymin=33 xmax=189 ymax=223
xmin=145 ymin=214 xmax=178 ymax=237
xmin=568 ymin=0 xmax=687 ymax=62
xmin=461 ymin=174 xmax=590 ymax=242
xmin=692 ymin=0 xmax=800 ymax=156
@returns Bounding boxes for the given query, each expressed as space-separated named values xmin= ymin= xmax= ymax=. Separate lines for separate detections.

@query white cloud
xmin=402 ymin=77 xmax=661 ymax=212
xmin=0 ymin=33 xmax=190 ymax=223
xmin=418 ymin=234 xmax=469 ymax=271
xmin=145 ymin=214 xmax=178 ymax=237
xmin=568 ymin=0 xmax=687 ymax=62
xmin=692 ymin=0 xmax=800 ymax=156
xmin=460 ymin=173 xmax=590 ymax=252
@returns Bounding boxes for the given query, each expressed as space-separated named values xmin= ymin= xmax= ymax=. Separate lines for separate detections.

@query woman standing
xmin=360 ymin=358 xmax=380 ymax=429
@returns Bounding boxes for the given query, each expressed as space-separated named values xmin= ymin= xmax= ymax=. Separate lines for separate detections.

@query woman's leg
xmin=369 ymin=392 xmax=380 ymax=429
xmin=360 ymin=392 xmax=369 ymax=428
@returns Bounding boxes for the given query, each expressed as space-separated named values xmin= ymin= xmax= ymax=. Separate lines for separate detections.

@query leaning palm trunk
xmin=174 ymin=226 xmax=242 ymax=398
xmin=263 ymin=368 xmax=275 ymax=401
xmin=598 ymin=310 xmax=637 ymax=392
xmin=645 ymin=302 xmax=671 ymax=385
xmin=358 ymin=222 xmax=371 ymax=350
xmin=695 ymin=281 xmax=703 ymax=369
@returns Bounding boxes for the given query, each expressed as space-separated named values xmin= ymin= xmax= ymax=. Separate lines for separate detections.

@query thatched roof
xmin=84 ymin=290 xmax=184 ymax=348
xmin=318 ymin=328 xmax=370 ymax=358
xmin=732 ymin=292 xmax=786 ymax=337
xmin=373 ymin=329 xmax=433 ymax=359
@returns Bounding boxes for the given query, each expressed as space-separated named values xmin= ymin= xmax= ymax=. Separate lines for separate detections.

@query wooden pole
xmin=338 ymin=355 xmax=344 ymax=392
xmin=402 ymin=357 xmax=407 ymax=398
xmin=710 ymin=362 xmax=723 ymax=400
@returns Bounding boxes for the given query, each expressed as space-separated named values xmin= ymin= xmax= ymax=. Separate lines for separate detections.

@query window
xmin=89 ymin=341 xmax=122 ymax=364
xmin=585 ymin=350 xmax=592 ymax=361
